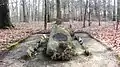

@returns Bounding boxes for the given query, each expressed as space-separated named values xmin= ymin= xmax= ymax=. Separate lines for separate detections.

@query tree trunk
xmin=37 ymin=0 xmax=40 ymax=21
xmin=88 ymin=0 xmax=91 ymax=26
xmin=83 ymin=0 xmax=88 ymax=28
xmin=44 ymin=0 xmax=47 ymax=30
xmin=79 ymin=0 xmax=83 ymax=21
xmin=16 ymin=0 xmax=19 ymax=22
xmin=98 ymin=12 xmax=101 ymax=26
xmin=80 ymin=7 xmax=83 ymax=21
xmin=56 ymin=0 xmax=61 ymax=25
xmin=63 ymin=4 xmax=66 ymax=21
xmin=22 ymin=0 xmax=27 ymax=22
xmin=116 ymin=0 xmax=120 ymax=30
xmin=103 ymin=0 xmax=106 ymax=21
xmin=0 ymin=0 xmax=13 ymax=29
xmin=107 ymin=0 xmax=112 ymax=20
xmin=47 ymin=1 xmax=50 ymax=22
xmin=94 ymin=0 xmax=97 ymax=18
xmin=113 ymin=0 xmax=116 ymax=21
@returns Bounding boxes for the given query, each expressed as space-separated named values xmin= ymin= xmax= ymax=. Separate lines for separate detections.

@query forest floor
xmin=0 ymin=33 xmax=119 ymax=67
xmin=0 ymin=21 xmax=120 ymax=55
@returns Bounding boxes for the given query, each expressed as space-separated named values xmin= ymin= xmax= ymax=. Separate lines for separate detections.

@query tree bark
xmin=83 ymin=0 xmax=88 ymax=28
xmin=80 ymin=7 xmax=83 ymax=21
xmin=116 ymin=0 xmax=120 ymax=30
xmin=47 ymin=0 xmax=50 ymax=22
xmin=44 ymin=0 xmax=47 ymax=30
xmin=0 ymin=0 xmax=13 ymax=29
xmin=56 ymin=0 xmax=61 ymax=25
xmin=113 ymin=0 xmax=116 ymax=21
xmin=98 ymin=12 xmax=101 ymax=26
xmin=103 ymin=0 xmax=106 ymax=21
xmin=88 ymin=0 xmax=91 ymax=26
xmin=22 ymin=0 xmax=27 ymax=22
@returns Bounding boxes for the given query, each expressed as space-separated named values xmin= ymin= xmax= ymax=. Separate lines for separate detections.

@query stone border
xmin=35 ymin=30 xmax=113 ymax=51
xmin=75 ymin=31 xmax=120 ymax=63
xmin=7 ymin=35 xmax=30 ymax=51
xmin=6 ymin=30 xmax=119 ymax=62
xmin=75 ymin=31 xmax=113 ymax=51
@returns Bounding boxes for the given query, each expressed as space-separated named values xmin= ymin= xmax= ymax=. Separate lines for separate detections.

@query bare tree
xmin=103 ymin=0 xmax=106 ymax=21
xmin=88 ymin=0 xmax=91 ymax=26
xmin=8 ymin=0 xmax=116 ymax=25
xmin=107 ymin=0 xmax=112 ymax=20
xmin=56 ymin=0 xmax=61 ymax=25
xmin=0 ymin=0 xmax=13 ymax=29
xmin=44 ymin=0 xmax=47 ymax=30
xmin=83 ymin=0 xmax=88 ymax=28
xmin=80 ymin=0 xmax=83 ymax=21
xmin=93 ymin=0 xmax=101 ymax=26
xmin=116 ymin=0 xmax=120 ymax=30
xmin=22 ymin=0 xmax=27 ymax=22
xmin=113 ymin=0 xmax=116 ymax=21
xmin=47 ymin=0 xmax=50 ymax=22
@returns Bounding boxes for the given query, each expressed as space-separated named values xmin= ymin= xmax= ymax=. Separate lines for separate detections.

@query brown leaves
xmin=0 ymin=22 xmax=45 ymax=51
xmin=0 ymin=21 xmax=120 ymax=54
xmin=87 ymin=24 xmax=120 ymax=54
xmin=64 ymin=21 xmax=120 ymax=54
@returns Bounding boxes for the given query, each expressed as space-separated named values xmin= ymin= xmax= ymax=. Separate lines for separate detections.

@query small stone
xmin=84 ymin=50 xmax=91 ymax=56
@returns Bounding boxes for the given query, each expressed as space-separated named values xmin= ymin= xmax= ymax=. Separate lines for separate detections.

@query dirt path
xmin=0 ymin=33 xmax=119 ymax=67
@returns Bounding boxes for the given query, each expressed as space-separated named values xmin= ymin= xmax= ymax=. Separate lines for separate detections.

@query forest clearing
xmin=0 ymin=0 xmax=120 ymax=67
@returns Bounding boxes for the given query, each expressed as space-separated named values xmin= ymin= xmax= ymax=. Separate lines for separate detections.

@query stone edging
xmin=7 ymin=35 xmax=31 ymax=51
xmin=74 ymin=31 xmax=113 ymax=51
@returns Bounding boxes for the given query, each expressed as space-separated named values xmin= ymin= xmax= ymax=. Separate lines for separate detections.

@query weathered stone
xmin=53 ymin=33 xmax=68 ymax=41
xmin=46 ymin=24 xmax=77 ymax=60
xmin=26 ymin=34 xmax=49 ymax=57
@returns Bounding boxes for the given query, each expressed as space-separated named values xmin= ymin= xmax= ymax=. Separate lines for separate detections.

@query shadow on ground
xmin=0 ymin=33 xmax=119 ymax=67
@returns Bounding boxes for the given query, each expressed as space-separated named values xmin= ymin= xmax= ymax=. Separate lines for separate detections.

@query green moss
xmin=116 ymin=55 xmax=120 ymax=61
xmin=50 ymin=42 xmax=77 ymax=61
xmin=7 ymin=42 xmax=19 ymax=50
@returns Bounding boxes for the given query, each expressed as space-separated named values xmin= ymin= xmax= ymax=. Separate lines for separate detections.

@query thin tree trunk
xmin=63 ymin=4 xmax=66 ymax=21
xmin=80 ymin=8 xmax=83 ymax=21
xmin=28 ymin=0 xmax=30 ymax=21
xmin=38 ymin=0 xmax=41 ymax=21
xmin=103 ymin=0 xmax=106 ymax=21
xmin=98 ymin=12 xmax=101 ymax=26
xmin=56 ymin=0 xmax=61 ymax=25
xmin=88 ymin=12 xmax=91 ymax=26
xmin=44 ymin=0 xmax=47 ymax=30
xmin=75 ymin=8 xmax=77 ymax=21
xmin=113 ymin=0 xmax=116 ymax=21
xmin=88 ymin=0 xmax=91 ymax=26
xmin=47 ymin=1 xmax=50 ymax=22
xmin=19 ymin=3 xmax=22 ymax=22
xmin=16 ymin=0 xmax=19 ymax=22
xmin=68 ymin=0 xmax=70 ymax=22
xmin=116 ymin=0 xmax=120 ymax=30
xmin=49 ymin=2 xmax=52 ymax=22
xmin=22 ymin=0 xmax=27 ymax=22
xmin=83 ymin=0 xmax=88 ymax=28
xmin=80 ymin=0 xmax=83 ymax=21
